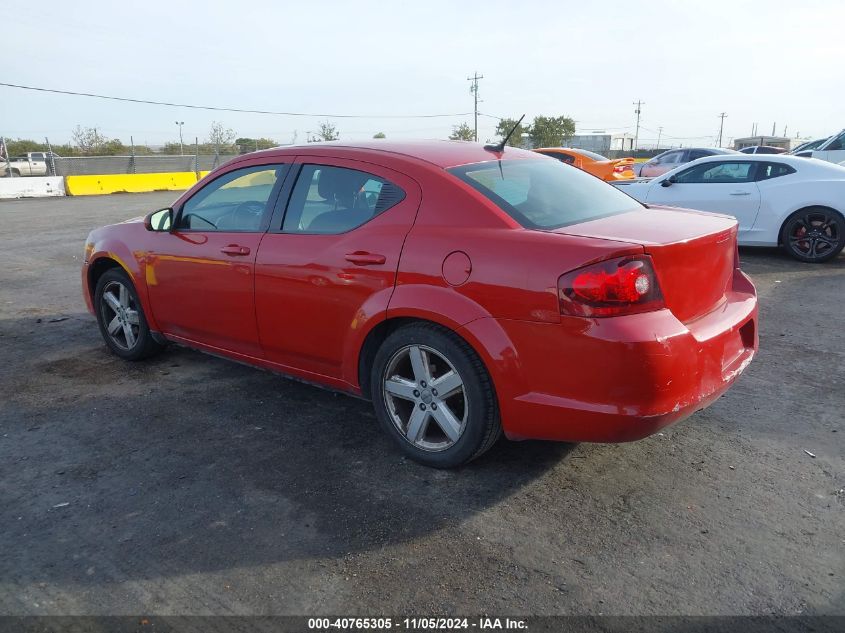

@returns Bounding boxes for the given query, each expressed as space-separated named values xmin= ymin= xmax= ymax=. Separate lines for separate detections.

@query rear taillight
xmin=558 ymin=255 xmax=665 ymax=317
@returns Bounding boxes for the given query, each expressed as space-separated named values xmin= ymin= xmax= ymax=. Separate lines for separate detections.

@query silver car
xmin=639 ymin=147 xmax=739 ymax=178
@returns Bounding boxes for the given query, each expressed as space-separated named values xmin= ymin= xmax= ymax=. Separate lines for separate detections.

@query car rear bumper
xmin=465 ymin=271 xmax=758 ymax=443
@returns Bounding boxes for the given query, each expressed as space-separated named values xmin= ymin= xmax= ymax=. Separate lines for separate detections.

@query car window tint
xmin=282 ymin=165 xmax=405 ymax=234
xmin=178 ymin=165 xmax=284 ymax=231
xmin=674 ymin=161 xmax=755 ymax=184
xmin=756 ymin=162 xmax=796 ymax=181
xmin=540 ymin=151 xmax=575 ymax=165
xmin=688 ymin=150 xmax=709 ymax=160
xmin=823 ymin=132 xmax=844 ymax=151
xmin=449 ymin=159 xmax=641 ymax=230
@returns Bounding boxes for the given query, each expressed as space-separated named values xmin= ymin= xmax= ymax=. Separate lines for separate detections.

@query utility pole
xmin=656 ymin=126 xmax=663 ymax=150
xmin=467 ymin=72 xmax=484 ymax=142
xmin=175 ymin=121 xmax=185 ymax=155
xmin=633 ymin=100 xmax=644 ymax=150
xmin=717 ymin=112 xmax=727 ymax=147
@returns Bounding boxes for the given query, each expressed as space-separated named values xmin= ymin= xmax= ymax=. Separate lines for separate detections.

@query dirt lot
xmin=0 ymin=192 xmax=842 ymax=616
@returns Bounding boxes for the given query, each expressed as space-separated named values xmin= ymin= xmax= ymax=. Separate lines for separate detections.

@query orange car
xmin=533 ymin=147 xmax=636 ymax=181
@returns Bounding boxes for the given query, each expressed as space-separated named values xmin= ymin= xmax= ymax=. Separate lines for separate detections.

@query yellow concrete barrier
xmin=65 ymin=172 xmax=199 ymax=196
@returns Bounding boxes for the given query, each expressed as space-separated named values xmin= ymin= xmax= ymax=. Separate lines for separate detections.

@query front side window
xmin=757 ymin=162 xmax=796 ymax=181
xmin=178 ymin=164 xmax=285 ymax=231
xmin=674 ymin=161 xmax=756 ymax=184
xmin=822 ymin=131 xmax=844 ymax=151
xmin=449 ymin=159 xmax=642 ymax=230
xmin=282 ymin=165 xmax=405 ymax=234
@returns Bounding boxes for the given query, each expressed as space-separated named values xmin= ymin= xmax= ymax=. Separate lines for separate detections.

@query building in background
xmin=565 ymin=132 xmax=635 ymax=154
xmin=733 ymin=135 xmax=794 ymax=151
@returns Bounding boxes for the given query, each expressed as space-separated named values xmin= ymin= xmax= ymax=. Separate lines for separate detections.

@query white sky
xmin=1 ymin=0 xmax=842 ymax=148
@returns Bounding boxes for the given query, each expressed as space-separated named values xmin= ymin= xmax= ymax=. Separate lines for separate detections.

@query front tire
xmin=781 ymin=207 xmax=845 ymax=263
xmin=370 ymin=323 xmax=501 ymax=468
xmin=94 ymin=268 xmax=163 ymax=360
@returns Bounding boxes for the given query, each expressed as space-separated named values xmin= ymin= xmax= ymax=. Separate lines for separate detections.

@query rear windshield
xmin=569 ymin=148 xmax=608 ymax=161
xmin=448 ymin=158 xmax=641 ymax=230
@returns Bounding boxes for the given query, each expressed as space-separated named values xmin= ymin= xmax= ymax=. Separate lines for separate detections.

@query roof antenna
xmin=484 ymin=114 xmax=525 ymax=153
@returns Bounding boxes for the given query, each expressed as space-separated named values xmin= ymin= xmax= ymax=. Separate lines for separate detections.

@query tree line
xmin=3 ymin=115 xmax=575 ymax=158
xmin=449 ymin=115 xmax=576 ymax=148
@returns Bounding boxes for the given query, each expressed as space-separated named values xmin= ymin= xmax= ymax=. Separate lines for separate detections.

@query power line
xmin=0 ymin=82 xmax=473 ymax=119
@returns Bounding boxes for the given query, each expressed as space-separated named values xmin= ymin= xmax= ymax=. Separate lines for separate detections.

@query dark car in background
xmin=638 ymin=147 xmax=738 ymax=178
xmin=739 ymin=145 xmax=787 ymax=155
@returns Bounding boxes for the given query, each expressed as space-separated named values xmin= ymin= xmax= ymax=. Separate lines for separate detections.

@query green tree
xmin=6 ymin=138 xmax=49 ymax=156
xmin=449 ymin=122 xmax=475 ymax=141
xmin=528 ymin=115 xmax=575 ymax=148
xmin=235 ymin=137 xmax=278 ymax=153
xmin=373 ymin=132 xmax=386 ymax=139
xmin=309 ymin=122 xmax=339 ymax=142
xmin=494 ymin=118 xmax=529 ymax=148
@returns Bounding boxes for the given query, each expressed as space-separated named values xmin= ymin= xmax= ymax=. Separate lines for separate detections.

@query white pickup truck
xmin=2 ymin=152 xmax=56 ymax=177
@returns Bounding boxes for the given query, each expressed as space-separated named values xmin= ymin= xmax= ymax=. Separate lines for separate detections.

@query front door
xmin=647 ymin=160 xmax=762 ymax=232
xmin=255 ymin=158 xmax=421 ymax=382
xmin=145 ymin=162 xmax=289 ymax=357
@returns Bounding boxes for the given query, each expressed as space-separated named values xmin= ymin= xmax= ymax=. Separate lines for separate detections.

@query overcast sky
xmin=1 ymin=0 xmax=841 ymax=148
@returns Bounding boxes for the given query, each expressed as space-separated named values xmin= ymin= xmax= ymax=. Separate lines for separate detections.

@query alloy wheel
xmin=382 ymin=344 xmax=468 ymax=452
xmin=99 ymin=280 xmax=140 ymax=351
xmin=788 ymin=210 xmax=841 ymax=261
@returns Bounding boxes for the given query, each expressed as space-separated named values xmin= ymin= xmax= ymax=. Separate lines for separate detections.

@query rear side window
xmin=282 ymin=165 xmax=405 ymax=234
xmin=449 ymin=159 xmax=641 ymax=230
xmin=756 ymin=162 xmax=796 ymax=180
xmin=687 ymin=149 xmax=711 ymax=160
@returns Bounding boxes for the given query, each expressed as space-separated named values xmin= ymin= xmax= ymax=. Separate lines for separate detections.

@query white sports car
xmin=613 ymin=155 xmax=845 ymax=262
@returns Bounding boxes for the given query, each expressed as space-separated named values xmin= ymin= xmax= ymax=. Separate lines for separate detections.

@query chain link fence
xmin=51 ymin=154 xmax=238 ymax=176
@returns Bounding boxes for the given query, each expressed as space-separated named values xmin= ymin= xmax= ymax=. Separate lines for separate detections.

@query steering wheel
xmin=226 ymin=200 xmax=266 ymax=229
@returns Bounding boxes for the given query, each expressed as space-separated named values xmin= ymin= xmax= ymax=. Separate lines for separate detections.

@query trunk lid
xmin=555 ymin=206 xmax=737 ymax=323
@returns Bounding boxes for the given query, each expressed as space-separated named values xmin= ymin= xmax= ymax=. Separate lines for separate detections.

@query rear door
xmin=254 ymin=157 xmax=421 ymax=381
xmin=646 ymin=160 xmax=762 ymax=231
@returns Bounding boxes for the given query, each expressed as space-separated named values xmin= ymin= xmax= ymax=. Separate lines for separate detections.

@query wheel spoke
xmin=124 ymin=309 xmax=140 ymax=325
xmin=119 ymin=284 xmax=130 ymax=308
xmin=406 ymin=407 xmax=428 ymax=443
xmin=104 ymin=292 xmax=121 ymax=313
xmin=384 ymin=376 xmax=417 ymax=401
xmin=122 ymin=322 xmax=136 ymax=348
xmin=408 ymin=345 xmax=430 ymax=384
xmin=431 ymin=402 xmax=462 ymax=443
xmin=431 ymin=370 xmax=462 ymax=399
xmin=107 ymin=315 xmax=122 ymax=335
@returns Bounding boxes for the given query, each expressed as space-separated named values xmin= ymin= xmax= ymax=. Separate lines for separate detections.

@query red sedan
xmin=82 ymin=140 xmax=758 ymax=468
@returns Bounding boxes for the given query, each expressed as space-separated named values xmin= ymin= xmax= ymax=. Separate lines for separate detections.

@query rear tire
xmin=781 ymin=207 xmax=845 ymax=263
xmin=94 ymin=268 xmax=164 ymax=361
xmin=370 ymin=322 xmax=501 ymax=468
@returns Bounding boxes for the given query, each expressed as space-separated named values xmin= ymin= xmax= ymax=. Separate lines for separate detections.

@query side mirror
xmin=661 ymin=176 xmax=676 ymax=188
xmin=144 ymin=208 xmax=173 ymax=232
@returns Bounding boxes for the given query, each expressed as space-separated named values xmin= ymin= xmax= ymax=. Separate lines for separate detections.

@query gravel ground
xmin=0 ymin=192 xmax=842 ymax=616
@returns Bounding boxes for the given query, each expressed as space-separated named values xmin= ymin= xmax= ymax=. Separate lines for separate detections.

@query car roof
xmin=243 ymin=139 xmax=540 ymax=169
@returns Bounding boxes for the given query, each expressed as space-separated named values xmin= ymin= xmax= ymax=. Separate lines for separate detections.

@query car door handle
xmin=220 ymin=244 xmax=251 ymax=256
xmin=345 ymin=251 xmax=386 ymax=266
xmin=729 ymin=191 xmax=751 ymax=196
